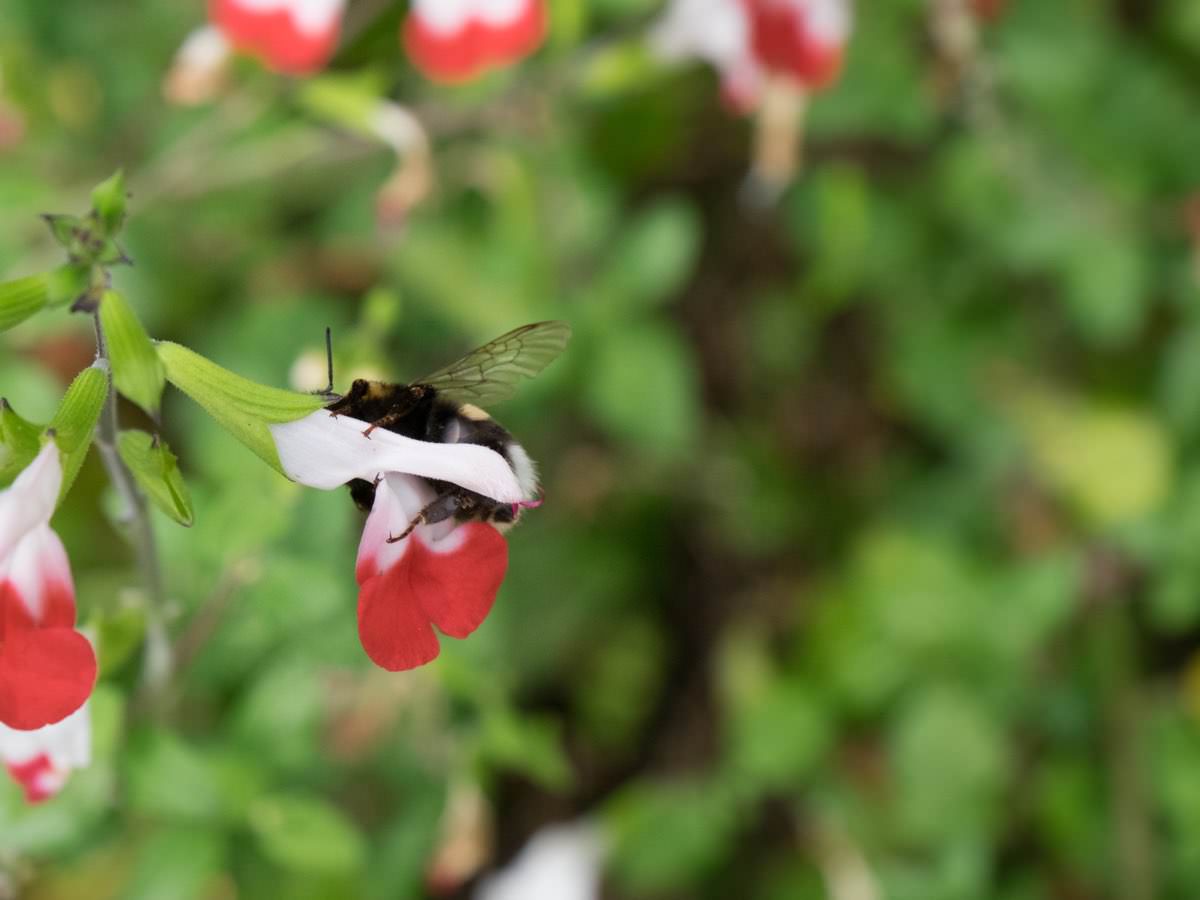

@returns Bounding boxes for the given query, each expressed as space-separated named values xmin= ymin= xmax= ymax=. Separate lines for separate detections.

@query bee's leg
xmin=362 ymin=411 xmax=405 ymax=438
xmin=362 ymin=388 xmax=425 ymax=438
xmin=386 ymin=492 xmax=462 ymax=543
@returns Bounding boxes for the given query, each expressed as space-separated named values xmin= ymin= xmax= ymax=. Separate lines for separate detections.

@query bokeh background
xmin=4 ymin=0 xmax=1200 ymax=898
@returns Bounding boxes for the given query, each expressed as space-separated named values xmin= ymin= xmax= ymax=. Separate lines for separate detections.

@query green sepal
xmin=0 ymin=398 xmax=43 ymax=485
xmin=42 ymin=207 xmax=128 ymax=269
xmin=117 ymin=430 xmax=194 ymax=527
xmin=45 ymin=263 xmax=94 ymax=308
xmin=42 ymin=213 xmax=89 ymax=255
xmin=0 ymin=273 xmax=49 ymax=332
xmin=156 ymin=341 xmax=328 ymax=475
xmin=49 ymin=363 xmax=108 ymax=500
xmin=100 ymin=290 xmax=165 ymax=418
xmin=90 ymin=169 xmax=127 ymax=237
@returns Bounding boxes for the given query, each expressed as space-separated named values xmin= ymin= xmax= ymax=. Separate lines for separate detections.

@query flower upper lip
xmin=269 ymin=409 xmax=526 ymax=502
xmin=0 ymin=442 xmax=62 ymax=561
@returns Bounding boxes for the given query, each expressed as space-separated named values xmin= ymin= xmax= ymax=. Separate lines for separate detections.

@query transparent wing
xmin=417 ymin=321 xmax=572 ymax=406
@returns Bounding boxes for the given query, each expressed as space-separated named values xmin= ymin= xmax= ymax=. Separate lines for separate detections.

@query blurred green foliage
xmin=3 ymin=0 xmax=1200 ymax=898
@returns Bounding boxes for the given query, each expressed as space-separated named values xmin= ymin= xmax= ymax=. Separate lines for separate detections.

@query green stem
xmin=91 ymin=313 xmax=172 ymax=702
xmin=1094 ymin=598 xmax=1155 ymax=900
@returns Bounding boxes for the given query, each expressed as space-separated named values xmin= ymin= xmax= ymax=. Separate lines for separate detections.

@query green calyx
xmin=0 ymin=363 xmax=106 ymax=499
xmin=49 ymin=363 xmax=108 ymax=500
xmin=99 ymin=290 xmax=165 ymax=418
xmin=156 ymin=342 xmax=328 ymax=476
xmin=118 ymin=430 xmax=194 ymax=527
xmin=0 ymin=273 xmax=49 ymax=333
xmin=0 ymin=399 xmax=42 ymax=485
xmin=43 ymin=169 xmax=129 ymax=269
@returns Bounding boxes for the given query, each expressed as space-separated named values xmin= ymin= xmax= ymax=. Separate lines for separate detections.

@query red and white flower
xmin=653 ymin=0 xmax=851 ymax=189
xmin=742 ymin=0 xmax=850 ymax=93
xmin=652 ymin=0 xmax=852 ymax=111
xmin=269 ymin=410 xmax=528 ymax=671
xmin=0 ymin=702 xmax=90 ymax=803
xmin=404 ymin=0 xmax=546 ymax=83
xmin=0 ymin=443 xmax=97 ymax=731
xmin=652 ymin=0 xmax=760 ymax=110
xmin=209 ymin=0 xmax=346 ymax=75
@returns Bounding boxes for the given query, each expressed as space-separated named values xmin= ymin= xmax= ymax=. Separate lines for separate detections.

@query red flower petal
xmin=210 ymin=0 xmax=341 ymax=74
xmin=742 ymin=0 xmax=845 ymax=88
xmin=403 ymin=0 xmax=545 ymax=83
xmin=0 ymin=576 xmax=76 ymax=637
xmin=0 ymin=623 xmax=97 ymax=730
xmin=357 ymin=523 xmax=508 ymax=671
xmin=6 ymin=753 xmax=59 ymax=803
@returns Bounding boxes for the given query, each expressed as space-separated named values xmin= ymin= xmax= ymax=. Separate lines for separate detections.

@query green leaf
xmin=99 ymin=290 xmax=164 ymax=418
xmin=96 ymin=605 xmax=147 ymax=677
xmin=248 ymin=794 xmax=366 ymax=875
xmin=479 ymin=709 xmax=573 ymax=792
xmin=117 ymin=430 xmax=194 ymax=526
xmin=124 ymin=827 xmax=224 ymax=900
xmin=594 ymin=200 xmax=700 ymax=314
xmin=126 ymin=730 xmax=225 ymax=822
xmin=48 ymin=363 xmax=107 ymax=500
xmin=726 ymin=677 xmax=831 ymax=791
xmin=584 ymin=320 xmax=700 ymax=457
xmin=0 ymin=398 xmax=42 ymax=485
xmin=0 ymin=273 xmax=48 ymax=332
xmin=890 ymin=686 xmax=1009 ymax=843
xmin=156 ymin=341 xmax=327 ymax=475
xmin=607 ymin=778 xmax=740 ymax=892
xmin=89 ymin=169 xmax=126 ymax=237
xmin=1013 ymin=388 xmax=1172 ymax=528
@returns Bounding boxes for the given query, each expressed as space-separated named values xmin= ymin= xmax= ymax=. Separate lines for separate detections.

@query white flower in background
xmin=474 ymin=821 xmax=606 ymax=900
xmin=163 ymin=25 xmax=233 ymax=106
xmin=0 ymin=702 xmax=90 ymax=803
xmin=370 ymin=102 xmax=434 ymax=229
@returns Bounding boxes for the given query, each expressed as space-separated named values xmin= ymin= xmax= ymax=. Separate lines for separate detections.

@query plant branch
xmin=91 ymin=312 xmax=172 ymax=704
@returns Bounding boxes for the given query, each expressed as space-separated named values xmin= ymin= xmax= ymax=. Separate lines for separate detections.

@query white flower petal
xmin=0 ymin=702 xmax=91 ymax=770
xmin=651 ymin=0 xmax=750 ymax=70
xmin=0 ymin=443 xmax=62 ymax=562
xmin=475 ymin=822 xmax=605 ymax=900
xmin=356 ymin=474 xmax=471 ymax=578
xmin=231 ymin=0 xmax=346 ymax=34
xmin=4 ymin=524 xmax=73 ymax=623
xmin=270 ymin=410 xmax=523 ymax=502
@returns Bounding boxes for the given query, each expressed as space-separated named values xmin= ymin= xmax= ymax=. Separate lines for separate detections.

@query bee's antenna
xmin=323 ymin=326 xmax=334 ymax=396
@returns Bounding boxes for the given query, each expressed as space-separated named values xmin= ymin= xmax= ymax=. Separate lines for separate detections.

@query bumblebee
xmin=326 ymin=321 xmax=570 ymax=538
